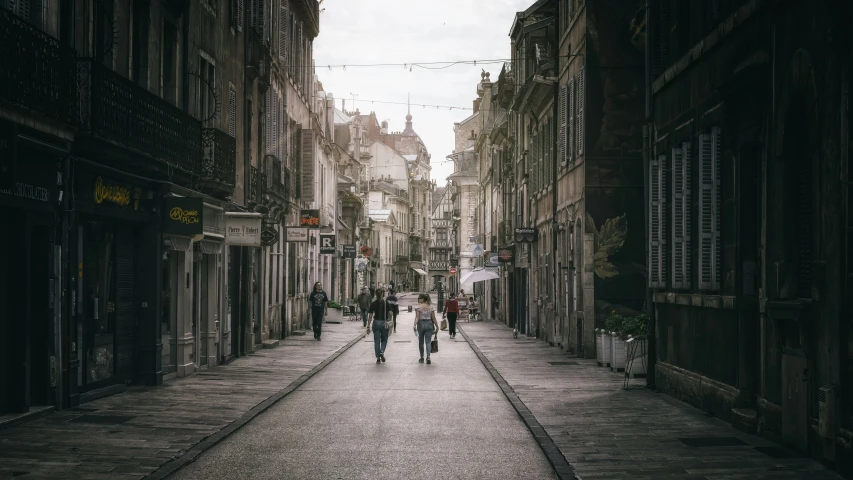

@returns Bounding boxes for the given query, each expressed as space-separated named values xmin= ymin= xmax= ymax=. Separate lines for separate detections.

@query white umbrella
xmin=459 ymin=268 xmax=500 ymax=284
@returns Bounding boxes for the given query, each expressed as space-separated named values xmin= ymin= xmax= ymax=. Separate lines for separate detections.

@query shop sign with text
xmin=299 ymin=209 xmax=320 ymax=229
xmin=225 ymin=213 xmax=262 ymax=246
xmin=162 ymin=197 xmax=203 ymax=235
xmin=342 ymin=244 xmax=356 ymax=258
xmin=286 ymin=227 xmax=309 ymax=242
xmin=319 ymin=234 xmax=336 ymax=254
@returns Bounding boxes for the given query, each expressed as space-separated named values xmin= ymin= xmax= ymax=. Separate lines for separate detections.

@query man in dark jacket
xmin=386 ymin=289 xmax=400 ymax=333
xmin=357 ymin=287 xmax=372 ymax=327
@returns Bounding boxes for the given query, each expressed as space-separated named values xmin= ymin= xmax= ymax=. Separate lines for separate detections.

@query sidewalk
xmin=459 ymin=321 xmax=842 ymax=480
xmin=0 ymin=322 xmax=365 ymax=480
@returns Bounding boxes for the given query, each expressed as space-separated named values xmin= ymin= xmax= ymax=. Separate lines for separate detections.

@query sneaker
xmin=376 ymin=357 xmax=381 ymax=364
xmin=426 ymin=357 xmax=431 ymax=364
xmin=418 ymin=357 xmax=424 ymax=363
xmin=380 ymin=352 xmax=386 ymax=362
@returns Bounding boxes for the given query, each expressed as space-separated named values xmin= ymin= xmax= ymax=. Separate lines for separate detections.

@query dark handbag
xmin=431 ymin=335 xmax=438 ymax=353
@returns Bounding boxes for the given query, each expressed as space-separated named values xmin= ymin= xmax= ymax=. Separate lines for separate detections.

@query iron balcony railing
xmin=249 ymin=165 xmax=266 ymax=206
xmin=395 ymin=255 xmax=409 ymax=264
xmin=77 ymin=59 xmax=202 ymax=173
xmin=264 ymin=154 xmax=285 ymax=198
xmin=201 ymin=128 xmax=236 ymax=191
xmin=430 ymin=261 xmax=449 ymax=271
xmin=283 ymin=165 xmax=293 ymax=199
xmin=410 ymin=254 xmax=423 ymax=262
xmin=430 ymin=240 xmax=452 ymax=249
xmin=0 ymin=8 xmax=76 ymax=124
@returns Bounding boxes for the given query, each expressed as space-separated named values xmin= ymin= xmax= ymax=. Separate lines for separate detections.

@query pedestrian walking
xmin=413 ymin=293 xmax=439 ymax=364
xmin=307 ymin=282 xmax=328 ymax=341
xmin=386 ymin=289 xmax=400 ymax=333
xmin=369 ymin=282 xmax=376 ymax=298
xmin=367 ymin=288 xmax=390 ymax=364
xmin=357 ymin=287 xmax=372 ymax=327
xmin=442 ymin=293 xmax=460 ymax=338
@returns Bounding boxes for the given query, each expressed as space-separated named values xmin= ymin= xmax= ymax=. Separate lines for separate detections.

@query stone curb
xmin=458 ymin=324 xmax=579 ymax=480
xmin=144 ymin=330 xmax=368 ymax=479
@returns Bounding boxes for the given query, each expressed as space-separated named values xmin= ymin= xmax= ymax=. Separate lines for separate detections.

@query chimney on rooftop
xmin=473 ymin=98 xmax=481 ymax=113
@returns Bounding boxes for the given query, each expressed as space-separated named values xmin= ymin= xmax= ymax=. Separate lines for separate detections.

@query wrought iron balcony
xmin=77 ymin=59 xmax=202 ymax=173
xmin=248 ymin=165 xmax=266 ymax=207
xmin=0 ymin=8 xmax=76 ymax=124
xmin=410 ymin=254 xmax=423 ymax=262
xmin=200 ymin=128 xmax=236 ymax=197
xmin=431 ymin=240 xmax=452 ymax=249
xmin=430 ymin=261 xmax=449 ymax=271
xmin=264 ymin=154 xmax=286 ymax=199
xmin=395 ymin=255 xmax=409 ymax=264
xmin=283 ymin=165 xmax=293 ymax=199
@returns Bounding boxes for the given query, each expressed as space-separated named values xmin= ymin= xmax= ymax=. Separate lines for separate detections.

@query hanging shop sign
xmin=286 ymin=227 xmax=309 ymax=242
xmin=485 ymin=252 xmax=500 ymax=268
xmin=514 ymin=227 xmax=538 ymax=243
xmin=342 ymin=244 xmax=357 ymax=258
xmin=162 ymin=197 xmax=203 ymax=235
xmin=498 ymin=246 xmax=514 ymax=263
xmin=224 ymin=212 xmax=262 ymax=246
xmin=261 ymin=226 xmax=280 ymax=247
xmin=319 ymin=234 xmax=336 ymax=254
xmin=299 ymin=209 xmax=321 ymax=229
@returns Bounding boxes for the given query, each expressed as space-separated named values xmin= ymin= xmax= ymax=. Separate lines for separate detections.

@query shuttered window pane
xmin=560 ymin=86 xmax=567 ymax=165
xmin=671 ymin=142 xmax=691 ymax=289
xmin=698 ymin=128 xmax=721 ymax=290
xmin=228 ymin=88 xmax=237 ymax=137
xmin=650 ymin=154 xmax=667 ymax=288
xmin=568 ymin=78 xmax=574 ymax=163
xmin=577 ymin=68 xmax=584 ymax=157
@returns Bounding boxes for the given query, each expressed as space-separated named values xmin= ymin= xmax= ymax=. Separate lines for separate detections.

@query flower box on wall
xmin=610 ymin=333 xmax=627 ymax=372
xmin=599 ymin=331 xmax=611 ymax=367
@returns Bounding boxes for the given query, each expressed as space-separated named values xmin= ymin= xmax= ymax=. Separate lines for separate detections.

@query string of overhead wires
xmin=340 ymin=98 xmax=473 ymax=111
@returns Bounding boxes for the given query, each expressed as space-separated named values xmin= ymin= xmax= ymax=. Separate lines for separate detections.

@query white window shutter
xmin=577 ymin=68 xmax=584 ymax=157
xmin=279 ymin=0 xmax=288 ymax=63
xmin=559 ymin=85 xmax=567 ymax=165
xmin=671 ymin=142 xmax=691 ymax=289
xmin=272 ymin=92 xmax=278 ymax=157
xmin=568 ymin=77 xmax=574 ymax=163
xmin=265 ymin=89 xmax=272 ymax=154
xmin=263 ymin=0 xmax=270 ymax=44
xmin=649 ymin=154 xmax=667 ymax=288
xmin=237 ymin=0 xmax=244 ymax=31
xmin=698 ymin=128 xmax=721 ymax=290
xmin=228 ymin=88 xmax=237 ymax=137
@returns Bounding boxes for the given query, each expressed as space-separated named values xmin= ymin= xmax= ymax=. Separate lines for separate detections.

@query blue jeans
xmin=373 ymin=320 xmax=388 ymax=357
xmin=361 ymin=308 xmax=369 ymax=326
xmin=417 ymin=321 xmax=434 ymax=358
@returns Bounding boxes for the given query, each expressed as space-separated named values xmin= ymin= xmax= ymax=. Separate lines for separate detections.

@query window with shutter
xmin=301 ymin=128 xmax=314 ymax=202
xmin=544 ymin=118 xmax=551 ymax=187
xmin=698 ymin=127 xmax=721 ymax=290
xmin=236 ymin=0 xmax=244 ymax=31
xmin=272 ymin=91 xmax=278 ymax=156
xmin=649 ymin=154 xmax=667 ymax=288
xmin=265 ymin=89 xmax=272 ymax=153
xmin=559 ymin=85 xmax=567 ymax=166
xmin=577 ymin=68 xmax=584 ymax=157
xmin=671 ymin=142 xmax=691 ymax=289
xmin=228 ymin=88 xmax=237 ymax=137
xmin=279 ymin=0 xmax=288 ymax=63
xmin=530 ymin=131 xmax=539 ymax=192
xmin=263 ymin=0 xmax=270 ymax=44
xmin=568 ymin=77 xmax=575 ymax=163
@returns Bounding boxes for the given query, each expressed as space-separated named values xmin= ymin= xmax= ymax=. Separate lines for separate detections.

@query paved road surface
xmin=171 ymin=299 xmax=557 ymax=480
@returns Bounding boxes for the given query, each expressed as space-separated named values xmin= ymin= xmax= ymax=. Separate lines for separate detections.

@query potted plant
xmin=605 ymin=313 xmax=627 ymax=372
xmin=621 ymin=313 xmax=649 ymax=378
xmin=595 ymin=328 xmax=611 ymax=367
xmin=325 ymin=300 xmax=343 ymax=324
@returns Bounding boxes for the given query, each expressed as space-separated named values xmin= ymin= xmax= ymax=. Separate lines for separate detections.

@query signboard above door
xmin=162 ymin=197 xmax=204 ymax=235
xmin=225 ymin=212 xmax=262 ymax=246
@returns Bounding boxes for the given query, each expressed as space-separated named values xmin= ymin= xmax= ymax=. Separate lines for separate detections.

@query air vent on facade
xmin=818 ymin=384 xmax=836 ymax=439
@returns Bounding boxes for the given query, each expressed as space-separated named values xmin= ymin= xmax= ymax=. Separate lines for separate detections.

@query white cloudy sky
xmin=313 ymin=0 xmax=532 ymax=186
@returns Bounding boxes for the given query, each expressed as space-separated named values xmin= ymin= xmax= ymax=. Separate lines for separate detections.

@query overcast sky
xmin=313 ymin=0 xmax=532 ymax=186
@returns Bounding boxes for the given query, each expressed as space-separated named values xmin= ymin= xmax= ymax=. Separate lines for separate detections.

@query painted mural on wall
xmin=586 ymin=186 xmax=647 ymax=329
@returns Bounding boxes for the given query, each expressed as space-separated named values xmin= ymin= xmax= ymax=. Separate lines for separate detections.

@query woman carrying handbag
xmin=412 ymin=293 xmax=439 ymax=364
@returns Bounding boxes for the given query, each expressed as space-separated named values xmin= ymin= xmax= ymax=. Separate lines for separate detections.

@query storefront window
xmin=83 ymin=220 xmax=116 ymax=384
xmin=161 ymin=247 xmax=177 ymax=374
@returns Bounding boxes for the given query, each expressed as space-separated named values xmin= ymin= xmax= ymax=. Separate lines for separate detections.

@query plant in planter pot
xmin=621 ymin=313 xmax=649 ymax=378
xmin=328 ymin=301 xmax=342 ymax=309
xmin=605 ymin=313 xmax=627 ymax=372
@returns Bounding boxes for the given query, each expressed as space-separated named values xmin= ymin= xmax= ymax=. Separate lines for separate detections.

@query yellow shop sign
xmin=93 ymin=177 xmax=131 ymax=206
xmin=169 ymin=206 xmax=199 ymax=224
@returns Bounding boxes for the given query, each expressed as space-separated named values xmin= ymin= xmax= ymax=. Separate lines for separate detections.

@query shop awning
xmin=413 ymin=268 xmax=428 ymax=276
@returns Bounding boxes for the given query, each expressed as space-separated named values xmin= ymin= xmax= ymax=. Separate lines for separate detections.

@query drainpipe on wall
xmin=551 ymin=13 xmax=560 ymax=347
xmin=643 ymin=0 xmax=656 ymax=388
